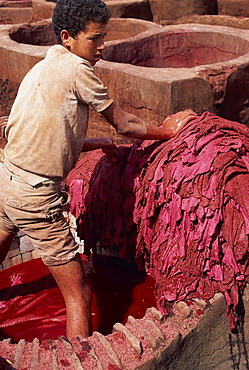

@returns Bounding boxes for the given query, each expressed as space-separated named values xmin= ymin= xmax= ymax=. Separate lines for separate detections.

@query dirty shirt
xmin=4 ymin=44 xmax=113 ymax=186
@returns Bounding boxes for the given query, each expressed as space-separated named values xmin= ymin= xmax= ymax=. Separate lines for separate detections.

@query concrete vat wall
xmin=0 ymin=0 xmax=55 ymax=24
xmin=2 ymin=21 xmax=249 ymax=126
xmin=0 ymin=150 xmax=248 ymax=368
xmin=95 ymin=24 xmax=249 ymax=126
xmin=0 ymin=214 xmax=248 ymax=370
xmin=0 ymin=18 xmax=161 ymax=84
xmin=149 ymin=0 xmax=217 ymax=23
xmin=1 ymin=7 xmax=249 ymax=367
xmin=0 ymin=17 xmax=161 ymax=122
xmin=1 ymin=0 xmax=249 ymax=27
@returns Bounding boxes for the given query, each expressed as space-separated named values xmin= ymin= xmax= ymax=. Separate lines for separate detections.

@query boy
xmin=0 ymin=0 xmax=195 ymax=339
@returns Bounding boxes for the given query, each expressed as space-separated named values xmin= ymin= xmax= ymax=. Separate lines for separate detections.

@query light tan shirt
xmin=4 ymin=45 xmax=113 ymax=185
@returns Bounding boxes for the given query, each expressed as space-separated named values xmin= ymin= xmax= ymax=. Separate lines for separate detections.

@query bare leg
xmin=48 ymin=253 xmax=92 ymax=340
xmin=0 ymin=229 xmax=16 ymax=263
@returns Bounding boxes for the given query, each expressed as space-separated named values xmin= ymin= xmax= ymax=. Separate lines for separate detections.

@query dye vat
xmin=102 ymin=27 xmax=245 ymax=67
xmin=0 ymin=0 xmax=32 ymax=8
xmin=148 ymin=0 xmax=217 ymax=23
xmin=0 ymin=0 xmax=55 ymax=24
xmin=218 ymin=0 xmax=249 ymax=18
xmin=0 ymin=0 xmax=33 ymax=25
xmin=0 ymin=17 xmax=162 ymax=139
xmin=9 ymin=19 xmax=57 ymax=46
xmin=0 ymin=255 xmax=156 ymax=342
xmin=2 ymin=21 xmax=249 ymax=127
xmin=96 ymin=23 xmax=249 ymax=126
xmin=0 ymin=18 xmax=161 ymax=84
xmin=0 ymin=249 xmax=245 ymax=369
xmin=7 ymin=17 xmax=161 ymax=46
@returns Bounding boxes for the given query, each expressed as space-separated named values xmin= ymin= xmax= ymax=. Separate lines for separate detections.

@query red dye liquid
xmin=0 ymin=255 xmax=156 ymax=342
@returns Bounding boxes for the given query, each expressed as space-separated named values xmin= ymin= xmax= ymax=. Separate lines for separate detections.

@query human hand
xmin=82 ymin=137 xmax=118 ymax=162
xmin=101 ymin=137 xmax=118 ymax=162
xmin=162 ymin=109 xmax=196 ymax=137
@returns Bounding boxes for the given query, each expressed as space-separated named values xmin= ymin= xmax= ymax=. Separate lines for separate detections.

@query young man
xmin=0 ymin=0 xmax=195 ymax=339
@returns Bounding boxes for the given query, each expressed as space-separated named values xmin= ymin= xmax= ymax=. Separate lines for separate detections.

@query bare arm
xmin=82 ymin=137 xmax=115 ymax=152
xmin=82 ymin=104 xmax=195 ymax=162
xmin=82 ymin=137 xmax=117 ymax=162
xmin=101 ymin=102 xmax=196 ymax=140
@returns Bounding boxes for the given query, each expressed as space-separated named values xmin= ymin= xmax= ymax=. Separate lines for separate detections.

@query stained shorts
xmin=0 ymin=165 xmax=78 ymax=266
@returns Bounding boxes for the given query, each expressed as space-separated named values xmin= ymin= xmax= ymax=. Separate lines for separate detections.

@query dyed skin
xmin=0 ymin=20 xmax=196 ymax=341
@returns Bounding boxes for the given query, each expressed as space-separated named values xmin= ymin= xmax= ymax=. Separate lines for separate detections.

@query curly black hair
xmin=52 ymin=0 xmax=111 ymax=44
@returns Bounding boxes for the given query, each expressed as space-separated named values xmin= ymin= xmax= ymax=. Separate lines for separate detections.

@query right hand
xmin=162 ymin=109 xmax=196 ymax=137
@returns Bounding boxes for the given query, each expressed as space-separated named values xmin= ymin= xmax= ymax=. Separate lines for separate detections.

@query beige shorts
xmin=0 ymin=165 xmax=78 ymax=266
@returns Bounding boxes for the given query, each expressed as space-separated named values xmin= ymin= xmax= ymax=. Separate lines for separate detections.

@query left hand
xmin=101 ymin=137 xmax=118 ymax=162
xmin=82 ymin=136 xmax=118 ymax=162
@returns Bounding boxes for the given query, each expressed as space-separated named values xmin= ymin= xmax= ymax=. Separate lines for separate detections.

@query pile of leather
xmin=67 ymin=112 xmax=249 ymax=329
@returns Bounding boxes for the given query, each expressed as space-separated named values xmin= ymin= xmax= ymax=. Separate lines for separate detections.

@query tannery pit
xmin=1 ymin=2 xmax=249 ymax=369
xmin=102 ymin=29 xmax=246 ymax=68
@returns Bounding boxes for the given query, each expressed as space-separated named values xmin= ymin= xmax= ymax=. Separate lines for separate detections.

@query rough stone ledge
xmin=0 ymin=293 xmax=240 ymax=369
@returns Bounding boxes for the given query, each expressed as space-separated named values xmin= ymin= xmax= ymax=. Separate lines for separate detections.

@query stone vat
xmin=0 ymin=18 xmax=161 ymax=85
xmin=0 ymin=282 xmax=246 ymax=370
xmin=148 ymin=0 xmax=217 ymax=23
xmin=1 ymin=16 xmax=249 ymax=368
xmin=0 ymin=0 xmax=55 ymax=24
xmin=218 ymin=0 xmax=249 ymax=17
xmin=96 ymin=23 xmax=249 ymax=126
xmin=0 ymin=17 xmax=161 ymax=135
xmin=105 ymin=0 xmax=153 ymax=21
xmin=0 ymin=0 xmax=217 ymax=27
xmin=0 ymin=0 xmax=33 ymax=25
xmin=162 ymin=14 xmax=249 ymax=30
xmin=2 ymin=21 xmax=249 ymax=126
xmin=106 ymin=0 xmax=249 ymax=23
xmin=0 ymin=0 xmax=247 ymax=27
